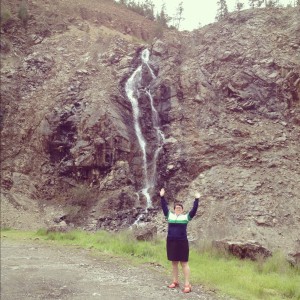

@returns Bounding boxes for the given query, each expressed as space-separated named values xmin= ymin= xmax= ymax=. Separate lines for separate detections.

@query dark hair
xmin=174 ymin=202 xmax=183 ymax=209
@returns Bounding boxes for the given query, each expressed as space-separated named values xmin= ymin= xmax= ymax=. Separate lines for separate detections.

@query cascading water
xmin=125 ymin=49 xmax=165 ymax=223
xmin=146 ymin=90 xmax=165 ymax=189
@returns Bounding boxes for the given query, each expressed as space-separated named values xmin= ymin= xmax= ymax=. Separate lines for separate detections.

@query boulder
xmin=152 ymin=39 xmax=167 ymax=56
xmin=47 ymin=221 xmax=69 ymax=233
xmin=212 ymin=239 xmax=272 ymax=260
xmin=287 ymin=251 xmax=300 ymax=267
xmin=287 ymin=240 xmax=300 ymax=267
xmin=132 ymin=224 xmax=157 ymax=241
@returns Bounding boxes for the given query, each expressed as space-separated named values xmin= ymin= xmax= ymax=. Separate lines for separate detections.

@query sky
xmin=150 ymin=0 xmax=295 ymax=31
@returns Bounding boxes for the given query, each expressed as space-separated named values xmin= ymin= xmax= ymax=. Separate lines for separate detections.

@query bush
xmin=36 ymin=228 xmax=48 ymax=236
xmin=18 ymin=1 xmax=29 ymax=27
xmin=0 ymin=227 xmax=11 ymax=232
xmin=0 ymin=8 xmax=11 ymax=27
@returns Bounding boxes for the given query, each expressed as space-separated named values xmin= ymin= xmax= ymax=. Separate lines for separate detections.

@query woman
xmin=160 ymin=188 xmax=200 ymax=293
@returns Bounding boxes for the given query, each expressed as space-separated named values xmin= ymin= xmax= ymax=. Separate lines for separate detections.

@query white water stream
xmin=125 ymin=49 xmax=165 ymax=221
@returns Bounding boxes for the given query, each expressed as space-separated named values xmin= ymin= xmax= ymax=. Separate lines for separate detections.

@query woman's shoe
xmin=182 ymin=284 xmax=192 ymax=293
xmin=168 ymin=281 xmax=179 ymax=288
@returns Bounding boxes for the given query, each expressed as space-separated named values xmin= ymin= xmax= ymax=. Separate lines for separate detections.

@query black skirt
xmin=166 ymin=239 xmax=189 ymax=262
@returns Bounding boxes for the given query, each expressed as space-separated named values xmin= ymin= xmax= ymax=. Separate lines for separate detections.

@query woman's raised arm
xmin=160 ymin=188 xmax=169 ymax=217
xmin=188 ymin=192 xmax=200 ymax=220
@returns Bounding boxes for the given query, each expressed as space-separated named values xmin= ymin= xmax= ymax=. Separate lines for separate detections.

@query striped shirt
xmin=161 ymin=196 xmax=199 ymax=241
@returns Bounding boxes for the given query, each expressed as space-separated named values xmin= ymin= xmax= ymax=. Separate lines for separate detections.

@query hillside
xmin=1 ymin=0 xmax=299 ymax=259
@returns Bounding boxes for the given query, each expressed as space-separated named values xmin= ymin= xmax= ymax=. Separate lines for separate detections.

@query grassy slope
xmin=1 ymin=229 xmax=299 ymax=300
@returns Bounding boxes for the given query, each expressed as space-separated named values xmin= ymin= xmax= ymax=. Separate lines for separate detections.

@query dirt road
xmin=1 ymin=239 xmax=224 ymax=300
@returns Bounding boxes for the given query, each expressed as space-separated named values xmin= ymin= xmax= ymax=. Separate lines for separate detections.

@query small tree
xmin=143 ymin=0 xmax=155 ymax=20
xmin=216 ymin=0 xmax=229 ymax=21
xmin=249 ymin=0 xmax=264 ymax=7
xmin=18 ymin=1 xmax=29 ymax=28
xmin=156 ymin=2 xmax=171 ymax=27
xmin=265 ymin=0 xmax=279 ymax=7
xmin=173 ymin=1 xmax=184 ymax=30
xmin=235 ymin=0 xmax=244 ymax=11
xmin=0 ymin=7 xmax=11 ymax=28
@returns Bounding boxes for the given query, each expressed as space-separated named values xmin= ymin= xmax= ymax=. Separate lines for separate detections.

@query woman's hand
xmin=160 ymin=188 xmax=165 ymax=197
xmin=195 ymin=192 xmax=201 ymax=199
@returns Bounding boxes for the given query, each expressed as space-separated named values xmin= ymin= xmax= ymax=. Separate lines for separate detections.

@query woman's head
xmin=174 ymin=203 xmax=183 ymax=215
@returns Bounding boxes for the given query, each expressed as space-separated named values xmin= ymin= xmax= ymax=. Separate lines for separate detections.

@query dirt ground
xmin=1 ymin=238 xmax=229 ymax=300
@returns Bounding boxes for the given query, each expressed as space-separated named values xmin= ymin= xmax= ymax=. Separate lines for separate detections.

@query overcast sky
xmin=150 ymin=0 xmax=294 ymax=30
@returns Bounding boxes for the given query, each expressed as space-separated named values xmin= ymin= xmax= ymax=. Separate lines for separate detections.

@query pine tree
xmin=143 ymin=0 xmax=155 ymax=21
xmin=0 ymin=7 xmax=11 ymax=27
xmin=18 ymin=1 xmax=29 ymax=28
xmin=248 ymin=0 xmax=264 ymax=8
xmin=120 ymin=0 xmax=156 ymax=20
xmin=173 ymin=1 xmax=184 ymax=30
xmin=156 ymin=3 xmax=171 ymax=27
xmin=216 ymin=0 xmax=229 ymax=21
xmin=235 ymin=0 xmax=244 ymax=11
xmin=265 ymin=0 xmax=279 ymax=7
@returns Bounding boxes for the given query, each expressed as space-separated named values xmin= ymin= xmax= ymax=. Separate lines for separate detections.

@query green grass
xmin=1 ymin=228 xmax=300 ymax=300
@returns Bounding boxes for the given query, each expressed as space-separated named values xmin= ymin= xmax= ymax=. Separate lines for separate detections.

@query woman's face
xmin=174 ymin=205 xmax=183 ymax=215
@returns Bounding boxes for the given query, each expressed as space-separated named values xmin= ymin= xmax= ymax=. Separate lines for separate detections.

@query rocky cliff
xmin=1 ymin=0 xmax=299 ymax=256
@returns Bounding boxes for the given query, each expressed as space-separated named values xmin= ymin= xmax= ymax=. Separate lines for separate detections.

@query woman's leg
xmin=171 ymin=261 xmax=179 ymax=283
xmin=180 ymin=261 xmax=190 ymax=286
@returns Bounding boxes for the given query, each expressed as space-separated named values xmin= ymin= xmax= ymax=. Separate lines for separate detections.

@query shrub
xmin=36 ymin=228 xmax=48 ymax=236
xmin=0 ymin=226 xmax=11 ymax=231
xmin=0 ymin=7 xmax=11 ymax=27
xmin=18 ymin=1 xmax=29 ymax=27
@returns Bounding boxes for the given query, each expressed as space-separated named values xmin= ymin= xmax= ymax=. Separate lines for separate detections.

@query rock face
xmin=150 ymin=8 xmax=300 ymax=255
xmin=1 ymin=1 xmax=299 ymax=255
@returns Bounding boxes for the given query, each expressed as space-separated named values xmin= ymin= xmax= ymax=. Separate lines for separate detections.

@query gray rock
xmin=132 ymin=224 xmax=157 ymax=241
xmin=47 ymin=221 xmax=68 ymax=233
xmin=287 ymin=251 xmax=300 ymax=267
xmin=212 ymin=240 xmax=272 ymax=260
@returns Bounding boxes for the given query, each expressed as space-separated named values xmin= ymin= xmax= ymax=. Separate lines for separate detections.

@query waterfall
xmin=146 ymin=90 xmax=165 ymax=189
xmin=125 ymin=49 xmax=164 ymax=221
